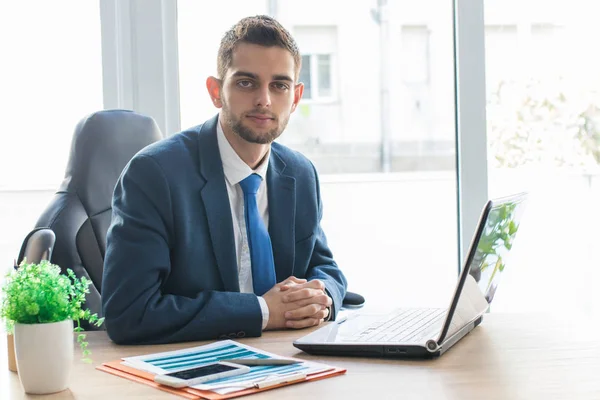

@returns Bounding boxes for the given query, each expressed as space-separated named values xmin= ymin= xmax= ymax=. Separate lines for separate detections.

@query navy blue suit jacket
xmin=102 ymin=115 xmax=347 ymax=344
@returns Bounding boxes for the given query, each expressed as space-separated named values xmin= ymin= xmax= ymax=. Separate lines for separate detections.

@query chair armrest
xmin=16 ymin=227 xmax=56 ymax=267
xmin=342 ymin=291 xmax=365 ymax=309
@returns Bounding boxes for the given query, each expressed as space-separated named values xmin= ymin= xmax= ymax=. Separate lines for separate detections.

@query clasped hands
xmin=262 ymin=276 xmax=332 ymax=330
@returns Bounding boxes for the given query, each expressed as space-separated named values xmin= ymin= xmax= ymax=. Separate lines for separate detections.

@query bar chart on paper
xmin=121 ymin=340 xmax=330 ymax=390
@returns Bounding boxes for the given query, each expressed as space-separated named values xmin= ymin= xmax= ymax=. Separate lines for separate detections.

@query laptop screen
xmin=468 ymin=195 xmax=527 ymax=304
xmin=439 ymin=193 xmax=527 ymax=342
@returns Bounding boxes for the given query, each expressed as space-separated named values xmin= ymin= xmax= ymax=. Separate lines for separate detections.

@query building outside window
xmin=299 ymin=53 xmax=334 ymax=101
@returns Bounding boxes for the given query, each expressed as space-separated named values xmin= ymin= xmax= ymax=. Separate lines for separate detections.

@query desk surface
xmin=2 ymin=313 xmax=600 ymax=400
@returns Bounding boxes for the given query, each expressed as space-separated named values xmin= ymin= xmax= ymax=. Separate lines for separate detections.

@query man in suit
xmin=102 ymin=15 xmax=348 ymax=344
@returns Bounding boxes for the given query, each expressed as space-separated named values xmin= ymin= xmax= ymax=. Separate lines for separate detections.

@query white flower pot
xmin=14 ymin=319 xmax=74 ymax=394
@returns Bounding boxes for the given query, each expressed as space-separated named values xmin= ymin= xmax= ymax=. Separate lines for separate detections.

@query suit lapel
xmin=197 ymin=116 xmax=240 ymax=292
xmin=267 ymin=149 xmax=296 ymax=283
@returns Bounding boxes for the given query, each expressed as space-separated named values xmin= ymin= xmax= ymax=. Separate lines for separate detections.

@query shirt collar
xmin=216 ymin=115 xmax=270 ymax=186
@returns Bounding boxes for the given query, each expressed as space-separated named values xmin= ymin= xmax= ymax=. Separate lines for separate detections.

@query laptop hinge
xmin=434 ymin=315 xmax=483 ymax=355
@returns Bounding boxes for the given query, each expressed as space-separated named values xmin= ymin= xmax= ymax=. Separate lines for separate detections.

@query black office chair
xmin=32 ymin=110 xmax=164 ymax=330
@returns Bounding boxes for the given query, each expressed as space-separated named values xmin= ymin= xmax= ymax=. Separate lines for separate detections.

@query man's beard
xmin=222 ymin=104 xmax=289 ymax=145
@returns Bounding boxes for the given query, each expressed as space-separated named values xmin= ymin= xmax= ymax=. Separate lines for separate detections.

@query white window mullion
xmin=454 ymin=0 xmax=488 ymax=272
xmin=160 ymin=0 xmax=181 ymax=136
xmin=99 ymin=0 xmax=134 ymax=109
xmin=99 ymin=0 xmax=181 ymax=136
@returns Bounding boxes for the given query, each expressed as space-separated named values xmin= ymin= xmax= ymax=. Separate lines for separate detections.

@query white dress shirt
xmin=216 ymin=117 xmax=270 ymax=329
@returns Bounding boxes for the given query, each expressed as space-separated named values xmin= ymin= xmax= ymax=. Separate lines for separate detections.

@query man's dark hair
xmin=217 ymin=15 xmax=301 ymax=80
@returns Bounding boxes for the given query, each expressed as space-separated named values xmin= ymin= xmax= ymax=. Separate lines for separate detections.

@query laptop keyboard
xmin=348 ymin=308 xmax=446 ymax=343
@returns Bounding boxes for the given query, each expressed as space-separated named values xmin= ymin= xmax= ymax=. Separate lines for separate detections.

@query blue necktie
xmin=239 ymin=173 xmax=276 ymax=295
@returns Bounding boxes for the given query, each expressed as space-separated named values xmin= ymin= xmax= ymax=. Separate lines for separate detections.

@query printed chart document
xmin=98 ymin=339 xmax=345 ymax=398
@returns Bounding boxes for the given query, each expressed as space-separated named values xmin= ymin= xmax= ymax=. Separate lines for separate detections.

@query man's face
xmin=217 ymin=43 xmax=303 ymax=144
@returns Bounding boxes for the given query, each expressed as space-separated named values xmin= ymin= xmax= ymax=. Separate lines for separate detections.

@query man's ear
xmin=206 ymin=76 xmax=223 ymax=108
xmin=291 ymin=82 xmax=304 ymax=113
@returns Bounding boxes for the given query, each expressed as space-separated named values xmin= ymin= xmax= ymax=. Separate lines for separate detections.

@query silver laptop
xmin=294 ymin=192 xmax=528 ymax=358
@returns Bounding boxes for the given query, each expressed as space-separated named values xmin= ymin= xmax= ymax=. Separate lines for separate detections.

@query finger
xmin=282 ymin=279 xmax=324 ymax=291
xmin=284 ymin=304 xmax=324 ymax=320
xmin=291 ymin=294 xmax=332 ymax=308
xmin=287 ymin=308 xmax=328 ymax=322
xmin=286 ymin=317 xmax=324 ymax=329
xmin=281 ymin=279 xmax=325 ymax=293
xmin=279 ymin=276 xmax=307 ymax=291
xmin=313 ymin=307 xmax=329 ymax=321
xmin=282 ymin=288 xmax=324 ymax=303
xmin=283 ymin=276 xmax=307 ymax=284
xmin=308 ymin=308 xmax=329 ymax=321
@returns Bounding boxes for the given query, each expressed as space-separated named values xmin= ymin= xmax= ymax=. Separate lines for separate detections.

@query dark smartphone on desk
xmin=154 ymin=361 xmax=250 ymax=388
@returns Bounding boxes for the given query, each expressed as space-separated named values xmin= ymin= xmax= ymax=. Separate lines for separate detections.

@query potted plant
xmin=0 ymin=260 xmax=104 ymax=394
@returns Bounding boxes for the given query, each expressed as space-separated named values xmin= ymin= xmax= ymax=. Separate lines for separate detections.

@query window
xmin=177 ymin=0 xmax=458 ymax=307
xmin=484 ymin=25 xmax=518 ymax=90
xmin=485 ymin=1 xmax=600 ymax=318
xmin=298 ymin=54 xmax=334 ymax=100
xmin=400 ymin=26 xmax=430 ymax=85
xmin=0 ymin=1 xmax=103 ymax=189
xmin=395 ymin=25 xmax=432 ymax=143
xmin=294 ymin=26 xmax=337 ymax=102
xmin=0 ymin=1 xmax=103 ymax=283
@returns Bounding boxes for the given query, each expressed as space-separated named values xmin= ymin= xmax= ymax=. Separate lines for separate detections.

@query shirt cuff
xmin=257 ymin=296 xmax=269 ymax=330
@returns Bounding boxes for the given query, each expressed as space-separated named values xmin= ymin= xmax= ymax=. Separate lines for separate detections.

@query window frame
xmin=100 ymin=0 xmax=488 ymax=275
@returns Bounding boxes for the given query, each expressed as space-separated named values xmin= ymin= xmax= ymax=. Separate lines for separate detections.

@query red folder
xmin=97 ymin=360 xmax=346 ymax=399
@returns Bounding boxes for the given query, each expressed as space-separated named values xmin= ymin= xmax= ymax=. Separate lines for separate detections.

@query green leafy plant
xmin=0 ymin=260 xmax=104 ymax=363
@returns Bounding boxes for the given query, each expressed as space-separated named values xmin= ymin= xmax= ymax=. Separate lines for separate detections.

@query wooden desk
xmin=2 ymin=313 xmax=600 ymax=399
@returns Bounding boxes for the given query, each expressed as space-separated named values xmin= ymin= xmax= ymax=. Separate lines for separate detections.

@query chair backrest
xmin=35 ymin=110 xmax=164 ymax=329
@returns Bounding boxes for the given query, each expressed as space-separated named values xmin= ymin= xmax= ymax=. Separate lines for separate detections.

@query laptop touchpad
xmin=297 ymin=312 xmax=389 ymax=344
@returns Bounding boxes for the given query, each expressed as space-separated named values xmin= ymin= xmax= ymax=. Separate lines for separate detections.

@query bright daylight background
xmin=2 ymin=0 xmax=600 ymax=334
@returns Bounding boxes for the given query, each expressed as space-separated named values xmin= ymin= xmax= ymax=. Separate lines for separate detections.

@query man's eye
xmin=237 ymin=80 xmax=254 ymax=88
xmin=273 ymin=83 xmax=289 ymax=90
